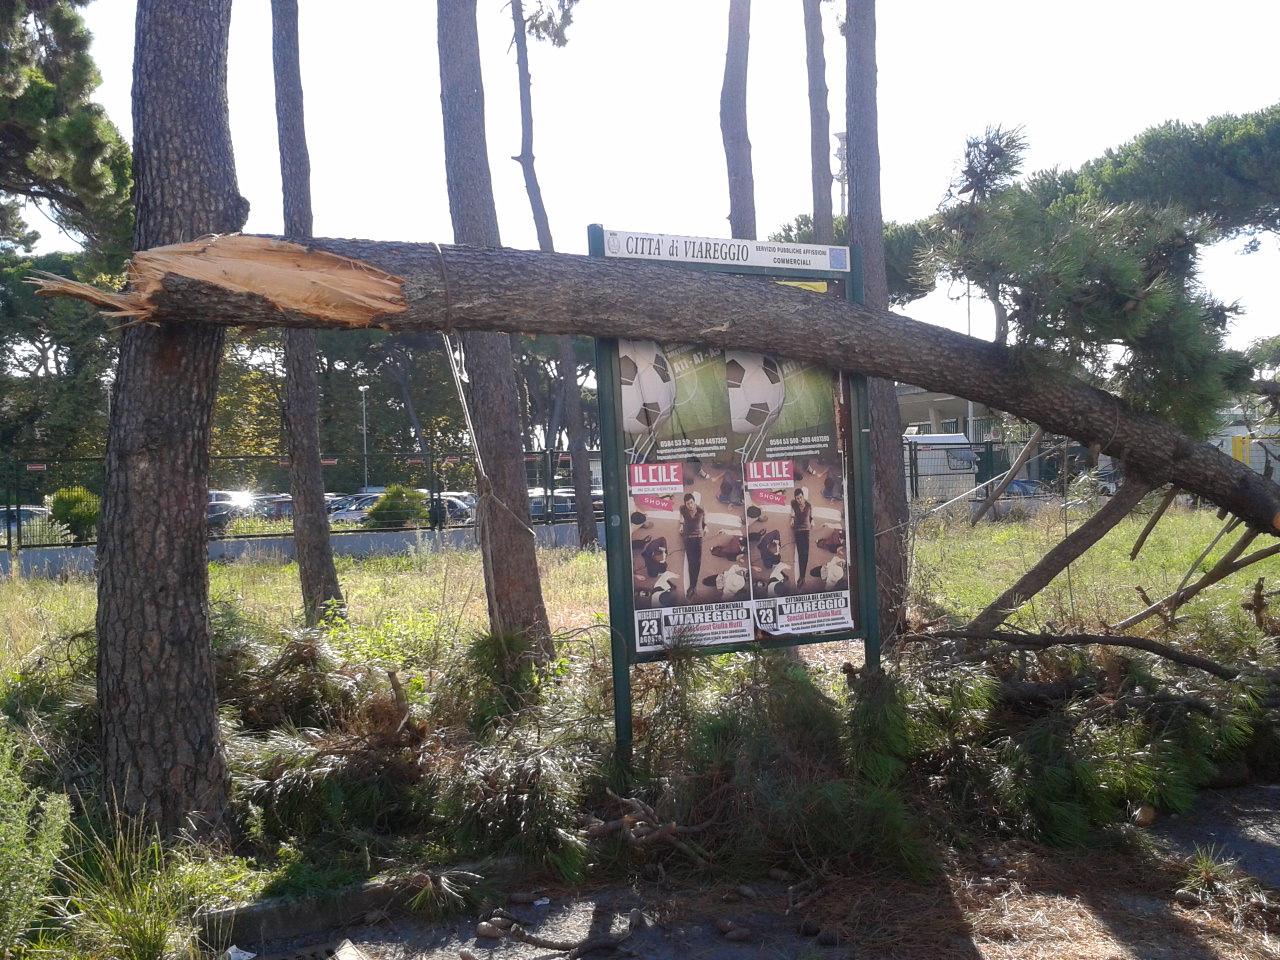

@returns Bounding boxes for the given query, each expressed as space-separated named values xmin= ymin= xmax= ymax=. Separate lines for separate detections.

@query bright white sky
xmin=61 ymin=0 xmax=1280 ymax=350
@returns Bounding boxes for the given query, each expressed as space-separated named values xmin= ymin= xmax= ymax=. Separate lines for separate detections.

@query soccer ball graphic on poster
xmin=726 ymin=350 xmax=785 ymax=437
xmin=619 ymin=340 xmax=676 ymax=444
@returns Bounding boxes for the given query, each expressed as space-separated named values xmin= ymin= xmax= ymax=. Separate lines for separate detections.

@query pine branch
xmin=918 ymin=629 xmax=1240 ymax=681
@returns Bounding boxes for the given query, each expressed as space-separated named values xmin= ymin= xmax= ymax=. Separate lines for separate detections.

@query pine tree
xmin=0 ymin=0 xmax=131 ymax=263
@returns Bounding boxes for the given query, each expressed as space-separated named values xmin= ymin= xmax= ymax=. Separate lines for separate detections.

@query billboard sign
xmin=591 ymin=224 xmax=878 ymax=762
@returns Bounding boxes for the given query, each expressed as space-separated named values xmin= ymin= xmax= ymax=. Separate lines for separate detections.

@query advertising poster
xmin=619 ymin=339 xmax=757 ymax=651
xmin=734 ymin=353 xmax=855 ymax=636
xmin=619 ymin=339 xmax=855 ymax=654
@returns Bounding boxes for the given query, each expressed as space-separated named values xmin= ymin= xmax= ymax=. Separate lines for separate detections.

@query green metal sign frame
xmin=588 ymin=223 xmax=880 ymax=765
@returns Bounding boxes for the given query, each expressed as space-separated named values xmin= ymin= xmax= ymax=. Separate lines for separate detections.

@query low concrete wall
xmin=3 ymin=521 xmax=607 ymax=579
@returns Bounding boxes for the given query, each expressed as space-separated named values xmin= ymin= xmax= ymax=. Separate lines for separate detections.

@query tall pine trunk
xmin=509 ymin=0 xmax=597 ymax=546
xmin=272 ymin=0 xmax=344 ymax=625
xmin=437 ymin=0 xmax=553 ymax=659
xmin=97 ymin=0 xmax=244 ymax=836
xmin=846 ymin=0 xmax=909 ymax=645
xmin=802 ymin=0 xmax=834 ymax=245
xmin=720 ymin=0 xmax=755 ymax=240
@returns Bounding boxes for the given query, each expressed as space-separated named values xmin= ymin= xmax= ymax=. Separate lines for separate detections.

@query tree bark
xmin=96 ymin=0 xmax=245 ymax=837
xmin=802 ymin=0 xmax=833 ymax=245
xmin=510 ymin=0 xmax=597 ymax=547
xmin=557 ymin=336 xmax=598 ymax=546
xmin=846 ymin=0 xmax=910 ymax=643
xmin=57 ymin=237 xmax=1280 ymax=537
xmin=272 ymin=0 xmax=344 ymax=626
xmin=384 ymin=343 xmax=431 ymax=457
xmin=720 ymin=0 xmax=755 ymax=240
xmin=438 ymin=0 xmax=553 ymax=659
xmin=967 ymin=474 xmax=1156 ymax=633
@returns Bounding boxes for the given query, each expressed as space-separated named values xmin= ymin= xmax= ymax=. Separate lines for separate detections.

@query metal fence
xmin=2 ymin=450 xmax=604 ymax=550
xmin=902 ymin=439 xmax=1101 ymax=504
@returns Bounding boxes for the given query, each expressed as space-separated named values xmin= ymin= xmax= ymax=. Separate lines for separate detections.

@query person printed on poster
xmin=791 ymin=487 xmax=812 ymax=591
xmin=815 ymin=545 xmax=848 ymax=591
xmin=758 ymin=529 xmax=783 ymax=571
xmin=679 ymin=493 xmax=706 ymax=601
xmin=704 ymin=557 xmax=750 ymax=602
xmin=641 ymin=536 xmax=668 ymax=577
xmin=711 ymin=532 xmax=746 ymax=560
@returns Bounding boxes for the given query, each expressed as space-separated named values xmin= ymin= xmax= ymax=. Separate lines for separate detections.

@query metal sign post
xmin=589 ymin=225 xmax=879 ymax=766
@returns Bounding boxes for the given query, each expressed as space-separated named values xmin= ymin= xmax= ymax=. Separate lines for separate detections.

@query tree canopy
xmin=0 ymin=249 xmax=113 ymax=457
xmin=0 ymin=0 xmax=131 ymax=264
xmin=1071 ymin=104 xmax=1280 ymax=243
xmin=775 ymin=116 xmax=1271 ymax=437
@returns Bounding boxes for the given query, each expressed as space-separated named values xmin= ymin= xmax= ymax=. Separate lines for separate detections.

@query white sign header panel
xmin=601 ymin=228 xmax=850 ymax=274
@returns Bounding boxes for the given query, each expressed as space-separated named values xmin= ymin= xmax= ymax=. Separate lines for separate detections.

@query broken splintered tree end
xmin=26 ymin=234 xmax=407 ymax=328
xmin=26 ymin=272 xmax=147 ymax=317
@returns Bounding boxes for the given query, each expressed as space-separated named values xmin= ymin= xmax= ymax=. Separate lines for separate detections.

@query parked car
xmin=1094 ymin=464 xmax=1122 ymax=495
xmin=329 ymin=493 xmax=381 ymax=524
xmin=439 ymin=490 xmax=476 ymax=509
xmin=413 ymin=491 xmax=472 ymax=525
xmin=207 ymin=500 xmax=246 ymax=535
xmin=252 ymin=494 xmax=294 ymax=520
xmin=439 ymin=495 xmax=471 ymax=525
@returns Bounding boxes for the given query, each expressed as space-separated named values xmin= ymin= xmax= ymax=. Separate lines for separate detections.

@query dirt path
xmin=1152 ymin=784 xmax=1280 ymax=888
xmin=245 ymin=786 xmax=1280 ymax=960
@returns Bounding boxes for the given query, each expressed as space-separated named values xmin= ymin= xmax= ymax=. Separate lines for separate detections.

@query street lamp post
xmin=359 ymin=384 xmax=370 ymax=492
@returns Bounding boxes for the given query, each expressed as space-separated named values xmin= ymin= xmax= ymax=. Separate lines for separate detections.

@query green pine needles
xmin=0 ymin=735 xmax=70 ymax=955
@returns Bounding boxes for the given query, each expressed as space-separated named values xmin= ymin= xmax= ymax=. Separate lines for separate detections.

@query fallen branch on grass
xmin=486 ymin=906 xmax=642 ymax=959
xmin=965 ymin=474 xmax=1155 ymax=634
xmin=1115 ymin=537 xmax=1280 ymax=631
xmin=583 ymin=789 xmax=714 ymax=868
xmin=1130 ymin=486 xmax=1181 ymax=560
xmin=915 ymin=629 xmax=1241 ymax=681
xmin=1242 ymin=577 xmax=1280 ymax=635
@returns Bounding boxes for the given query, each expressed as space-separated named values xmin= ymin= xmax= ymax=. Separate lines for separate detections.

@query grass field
xmin=4 ymin=502 xmax=1277 ymax=672
xmin=1 ymin=505 xmax=1278 ymax=958
xmin=910 ymin=499 xmax=1279 ymax=633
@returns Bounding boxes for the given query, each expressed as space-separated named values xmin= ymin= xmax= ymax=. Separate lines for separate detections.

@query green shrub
xmin=466 ymin=629 xmax=540 ymax=728
xmin=440 ymin=727 xmax=593 ymax=881
xmin=0 ymin=735 xmax=71 ymax=955
xmin=365 ymin=485 xmax=427 ymax=528
xmin=47 ymin=487 xmax=100 ymax=542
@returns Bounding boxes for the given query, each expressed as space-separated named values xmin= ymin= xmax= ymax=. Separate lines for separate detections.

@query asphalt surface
xmin=1151 ymin=783 xmax=1280 ymax=888
xmin=247 ymin=877 xmax=852 ymax=960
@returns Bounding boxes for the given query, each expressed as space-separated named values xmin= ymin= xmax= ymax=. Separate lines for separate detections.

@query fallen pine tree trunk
xmin=31 ymin=234 xmax=1280 ymax=535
